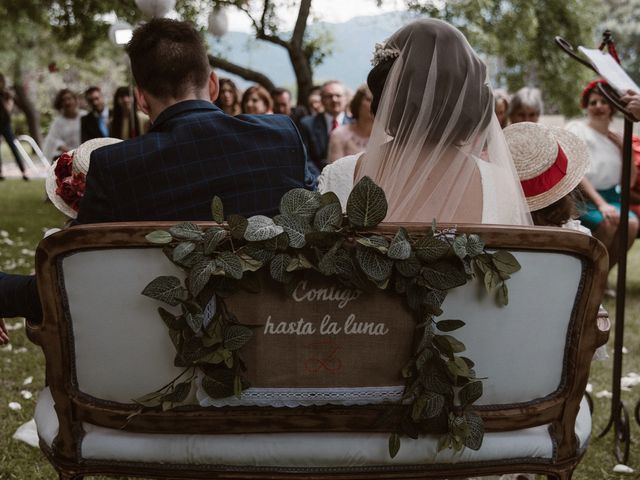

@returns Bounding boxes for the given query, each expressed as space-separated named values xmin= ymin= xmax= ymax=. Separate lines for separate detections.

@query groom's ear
xmin=135 ymin=87 xmax=150 ymax=116
xmin=208 ymin=71 xmax=219 ymax=103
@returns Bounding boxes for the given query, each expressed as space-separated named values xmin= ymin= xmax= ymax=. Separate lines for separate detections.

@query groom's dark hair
xmin=126 ymin=18 xmax=210 ymax=100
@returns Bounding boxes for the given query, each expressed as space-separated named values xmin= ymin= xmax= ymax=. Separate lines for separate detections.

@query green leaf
xmin=211 ymin=196 xmax=224 ymax=224
xmin=185 ymin=312 xmax=203 ymax=334
xmin=201 ymin=367 xmax=235 ymax=398
xmin=270 ymin=253 xmax=292 ymax=283
xmin=415 ymin=236 xmax=450 ymax=262
xmin=238 ymin=253 xmax=263 ymax=272
xmin=224 ymin=324 xmax=253 ymax=351
xmin=388 ymin=433 xmax=401 ymax=459
xmin=169 ymin=222 xmax=202 ymax=241
xmin=173 ymin=242 xmax=196 ymax=263
xmin=158 ymin=307 xmax=183 ymax=330
xmin=228 ymin=215 xmax=248 ymax=240
xmin=422 ymin=262 xmax=467 ymax=290
xmin=244 ymin=215 xmax=284 ymax=242
xmin=452 ymin=234 xmax=468 ymax=259
xmin=161 ymin=381 xmax=191 ymax=403
xmin=388 ymin=228 xmax=411 ymax=260
xmin=216 ymin=251 xmax=243 ymax=280
xmin=234 ymin=375 xmax=243 ymax=399
xmin=313 ymin=202 xmax=343 ymax=232
xmin=189 ymin=260 xmax=214 ymax=296
xmin=438 ymin=335 xmax=466 ymax=353
xmin=463 ymin=411 xmax=484 ymax=450
xmin=395 ymin=253 xmax=421 ymax=277
xmin=142 ymin=276 xmax=187 ymax=306
xmin=437 ymin=434 xmax=450 ymax=452
xmin=201 ymin=347 xmax=233 ymax=365
xmin=496 ymin=283 xmax=509 ymax=306
xmin=274 ymin=213 xmax=310 ymax=248
xmin=459 ymin=381 xmax=483 ymax=407
xmin=491 ymin=251 xmax=521 ymax=274
xmin=320 ymin=191 xmax=341 ymax=207
xmin=134 ymin=390 xmax=165 ymax=407
xmin=356 ymin=246 xmax=393 ymax=282
xmin=346 ymin=176 xmax=388 ymax=228
xmin=356 ymin=235 xmax=389 ymax=253
xmin=145 ymin=230 xmax=172 ymax=244
xmin=265 ymin=232 xmax=290 ymax=251
xmin=436 ymin=320 xmax=465 ymax=332
xmin=279 ymin=188 xmax=322 ymax=220
xmin=484 ymin=270 xmax=500 ymax=292
xmin=422 ymin=392 xmax=445 ymax=418
xmin=286 ymin=254 xmax=314 ymax=272
xmin=466 ymin=234 xmax=485 ymax=257
xmin=447 ymin=357 xmax=470 ymax=377
xmin=203 ymin=227 xmax=227 ymax=255
xmin=243 ymin=245 xmax=274 ymax=262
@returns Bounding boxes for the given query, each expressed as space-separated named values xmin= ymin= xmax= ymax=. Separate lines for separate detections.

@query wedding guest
xmin=299 ymin=80 xmax=352 ymax=175
xmin=508 ymin=87 xmax=543 ymax=124
xmin=272 ymin=87 xmax=292 ymax=115
xmin=494 ymin=89 xmax=509 ymax=129
xmin=327 ymin=84 xmax=373 ymax=163
xmin=110 ymin=86 xmax=149 ymax=139
xmin=307 ymin=86 xmax=324 ymax=114
xmin=215 ymin=78 xmax=241 ymax=115
xmin=0 ymin=74 xmax=28 ymax=180
xmin=81 ymin=86 xmax=109 ymax=142
xmin=42 ymin=89 xmax=86 ymax=161
xmin=621 ymin=90 xmax=640 ymax=120
xmin=241 ymin=85 xmax=273 ymax=114
xmin=318 ymin=19 xmax=531 ymax=225
xmin=566 ymin=79 xmax=638 ymax=297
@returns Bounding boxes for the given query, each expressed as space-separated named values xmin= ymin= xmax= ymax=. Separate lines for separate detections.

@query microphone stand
xmin=555 ymin=31 xmax=637 ymax=465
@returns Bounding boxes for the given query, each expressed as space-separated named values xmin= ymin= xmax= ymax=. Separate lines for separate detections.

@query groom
xmin=0 ymin=18 xmax=313 ymax=328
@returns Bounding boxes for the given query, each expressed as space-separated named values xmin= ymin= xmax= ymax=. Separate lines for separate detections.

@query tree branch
xmin=208 ymin=54 xmax=275 ymax=92
xmin=291 ymin=0 xmax=312 ymax=50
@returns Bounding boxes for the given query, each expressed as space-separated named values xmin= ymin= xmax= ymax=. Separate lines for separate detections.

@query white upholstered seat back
xmin=62 ymin=248 xmax=582 ymax=406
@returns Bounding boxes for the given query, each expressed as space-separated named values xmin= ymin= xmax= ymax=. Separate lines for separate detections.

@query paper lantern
xmin=135 ymin=0 xmax=175 ymax=18
xmin=208 ymin=7 xmax=229 ymax=38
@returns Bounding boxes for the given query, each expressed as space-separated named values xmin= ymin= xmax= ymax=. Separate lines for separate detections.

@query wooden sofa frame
xmin=29 ymin=223 xmax=609 ymax=480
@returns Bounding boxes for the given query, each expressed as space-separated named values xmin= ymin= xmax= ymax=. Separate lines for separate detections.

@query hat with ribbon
xmin=504 ymin=122 xmax=590 ymax=212
xmin=45 ymin=137 xmax=122 ymax=218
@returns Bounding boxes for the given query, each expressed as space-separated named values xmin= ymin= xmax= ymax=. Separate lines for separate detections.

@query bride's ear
xmin=135 ymin=87 xmax=150 ymax=116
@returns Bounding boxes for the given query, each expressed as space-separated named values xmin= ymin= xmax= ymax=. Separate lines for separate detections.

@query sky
xmin=223 ymin=0 xmax=405 ymax=32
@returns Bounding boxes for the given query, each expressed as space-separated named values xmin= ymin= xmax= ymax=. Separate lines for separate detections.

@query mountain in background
xmin=207 ymin=11 xmax=418 ymax=93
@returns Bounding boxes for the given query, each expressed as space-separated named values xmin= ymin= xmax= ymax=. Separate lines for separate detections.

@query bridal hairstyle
xmin=126 ymin=18 xmax=210 ymax=100
xmin=358 ymin=18 xmax=531 ymax=224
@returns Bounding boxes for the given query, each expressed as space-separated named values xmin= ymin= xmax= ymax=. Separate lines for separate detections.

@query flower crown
xmin=371 ymin=42 xmax=400 ymax=67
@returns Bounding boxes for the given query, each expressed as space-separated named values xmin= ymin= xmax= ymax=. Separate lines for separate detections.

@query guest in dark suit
xmin=299 ymin=80 xmax=352 ymax=175
xmin=80 ymin=86 xmax=109 ymax=142
xmin=0 ymin=18 xmax=312 ymax=327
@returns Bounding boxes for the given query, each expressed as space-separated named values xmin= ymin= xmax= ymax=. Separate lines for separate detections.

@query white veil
xmin=356 ymin=19 xmax=532 ymax=225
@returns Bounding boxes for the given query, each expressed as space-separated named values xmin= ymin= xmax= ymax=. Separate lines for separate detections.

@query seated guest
xmin=299 ymin=80 xmax=352 ymax=176
xmin=272 ymin=87 xmax=292 ymax=115
xmin=215 ymin=78 xmax=241 ymax=115
xmin=110 ymin=86 xmax=149 ymax=139
xmin=81 ymin=86 xmax=109 ymax=142
xmin=508 ymin=87 xmax=543 ymax=124
xmin=319 ymin=19 xmax=531 ymax=225
xmin=0 ymin=18 xmax=311 ymax=324
xmin=566 ymin=79 xmax=638 ymax=297
xmin=241 ymin=85 xmax=273 ymax=114
xmin=494 ymin=89 xmax=509 ymax=129
xmin=327 ymin=84 xmax=373 ymax=163
xmin=42 ymin=89 xmax=86 ymax=161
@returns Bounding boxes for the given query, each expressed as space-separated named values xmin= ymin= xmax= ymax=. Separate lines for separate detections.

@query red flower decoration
xmin=54 ymin=153 xmax=86 ymax=213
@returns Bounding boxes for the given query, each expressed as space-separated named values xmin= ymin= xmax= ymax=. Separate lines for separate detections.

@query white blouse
xmin=42 ymin=110 xmax=86 ymax=160
xmin=565 ymin=120 xmax=621 ymax=190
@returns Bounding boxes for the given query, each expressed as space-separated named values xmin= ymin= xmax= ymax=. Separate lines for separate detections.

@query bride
xmin=318 ymin=19 xmax=531 ymax=225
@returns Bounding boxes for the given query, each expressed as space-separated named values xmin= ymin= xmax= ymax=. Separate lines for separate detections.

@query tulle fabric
xmin=355 ymin=19 xmax=532 ymax=226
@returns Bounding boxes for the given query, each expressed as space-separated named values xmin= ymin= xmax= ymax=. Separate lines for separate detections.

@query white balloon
xmin=135 ymin=0 xmax=175 ymax=18
xmin=208 ymin=8 xmax=229 ymax=38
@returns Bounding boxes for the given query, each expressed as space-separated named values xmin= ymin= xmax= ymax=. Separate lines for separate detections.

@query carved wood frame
xmin=30 ymin=223 xmax=608 ymax=479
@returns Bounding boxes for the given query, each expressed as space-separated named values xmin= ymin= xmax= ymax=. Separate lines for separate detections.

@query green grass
xmin=1 ymin=179 xmax=640 ymax=479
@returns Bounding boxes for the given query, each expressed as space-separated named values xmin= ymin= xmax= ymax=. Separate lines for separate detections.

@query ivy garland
xmin=139 ymin=176 xmax=521 ymax=457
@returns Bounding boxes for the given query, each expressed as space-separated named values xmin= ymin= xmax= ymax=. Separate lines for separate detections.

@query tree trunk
xmin=208 ymin=55 xmax=275 ymax=93
xmin=289 ymin=49 xmax=314 ymax=107
xmin=12 ymin=62 xmax=42 ymax=146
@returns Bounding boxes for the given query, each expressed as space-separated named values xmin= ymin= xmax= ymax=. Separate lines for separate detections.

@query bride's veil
xmin=356 ymin=18 xmax=532 ymax=225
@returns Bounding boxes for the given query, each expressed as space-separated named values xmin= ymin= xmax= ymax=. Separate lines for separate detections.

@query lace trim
xmin=195 ymin=371 xmax=404 ymax=407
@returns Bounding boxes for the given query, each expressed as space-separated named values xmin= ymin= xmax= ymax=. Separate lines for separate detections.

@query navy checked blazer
xmin=77 ymin=100 xmax=310 ymax=223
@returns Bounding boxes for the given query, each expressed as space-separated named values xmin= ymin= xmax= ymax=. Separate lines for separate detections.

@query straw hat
xmin=504 ymin=122 xmax=590 ymax=212
xmin=45 ymin=137 xmax=122 ymax=218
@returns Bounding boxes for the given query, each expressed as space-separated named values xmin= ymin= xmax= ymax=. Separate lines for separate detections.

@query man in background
xmin=81 ymin=86 xmax=109 ymax=142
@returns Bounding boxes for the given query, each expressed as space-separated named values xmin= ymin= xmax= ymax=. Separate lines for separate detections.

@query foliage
xmin=141 ymin=177 xmax=521 ymax=456
xmin=599 ymin=0 xmax=640 ymax=85
xmin=405 ymin=0 xmax=602 ymax=116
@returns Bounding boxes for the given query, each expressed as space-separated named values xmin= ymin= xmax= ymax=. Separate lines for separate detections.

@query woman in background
xmin=508 ymin=87 xmax=543 ymax=124
xmin=42 ymin=89 xmax=86 ymax=161
xmin=110 ymin=86 xmax=149 ymax=140
xmin=327 ymin=84 xmax=373 ymax=162
xmin=215 ymin=78 xmax=242 ymax=116
xmin=0 ymin=73 xmax=28 ymax=180
xmin=241 ymin=85 xmax=273 ymax=114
